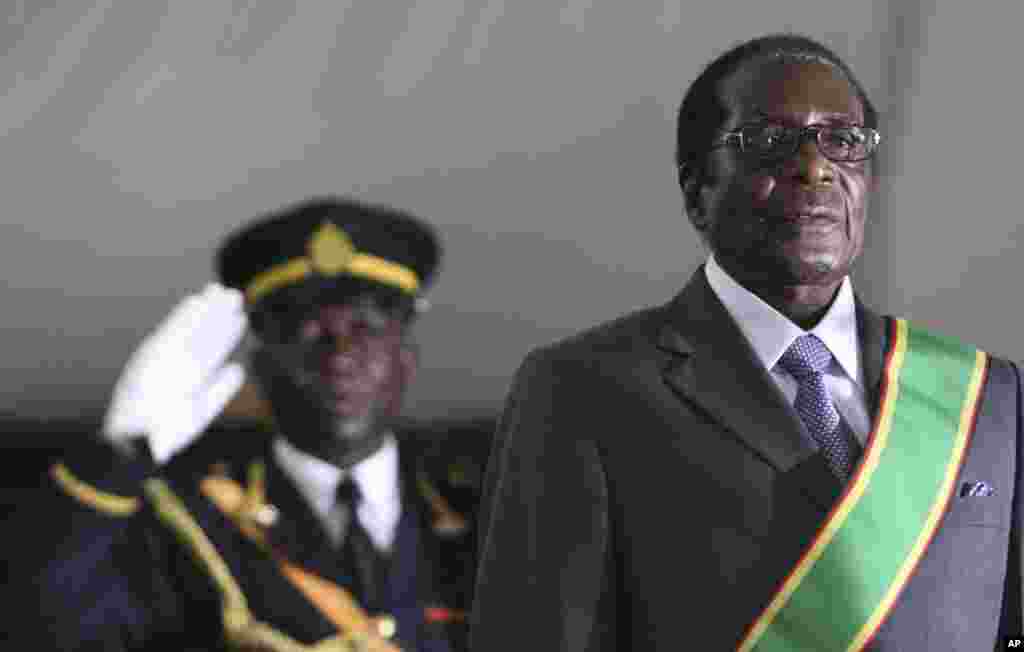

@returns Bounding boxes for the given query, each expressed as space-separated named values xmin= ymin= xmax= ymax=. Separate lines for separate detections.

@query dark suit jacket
xmin=470 ymin=269 xmax=1023 ymax=651
xmin=5 ymin=426 xmax=479 ymax=651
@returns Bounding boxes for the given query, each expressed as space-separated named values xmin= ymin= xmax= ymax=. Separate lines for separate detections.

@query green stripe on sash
xmin=739 ymin=319 xmax=988 ymax=652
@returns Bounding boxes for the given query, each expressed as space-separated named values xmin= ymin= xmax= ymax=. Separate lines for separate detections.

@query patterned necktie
xmin=335 ymin=478 xmax=388 ymax=609
xmin=777 ymin=334 xmax=862 ymax=481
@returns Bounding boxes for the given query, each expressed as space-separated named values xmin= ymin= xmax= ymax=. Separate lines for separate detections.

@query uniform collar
xmin=272 ymin=433 xmax=401 ymax=549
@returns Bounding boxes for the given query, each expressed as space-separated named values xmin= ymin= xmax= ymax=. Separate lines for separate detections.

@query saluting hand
xmin=102 ymin=283 xmax=249 ymax=464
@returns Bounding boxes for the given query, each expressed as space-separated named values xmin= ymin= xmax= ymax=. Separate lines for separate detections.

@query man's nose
xmin=320 ymin=333 xmax=359 ymax=373
xmin=322 ymin=324 xmax=357 ymax=353
xmin=789 ymin=137 xmax=835 ymax=187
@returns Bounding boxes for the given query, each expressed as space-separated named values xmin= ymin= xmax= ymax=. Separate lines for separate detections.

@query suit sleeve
xmin=469 ymin=350 xmax=618 ymax=652
xmin=1002 ymin=361 xmax=1024 ymax=640
xmin=3 ymin=438 xmax=189 ymax=650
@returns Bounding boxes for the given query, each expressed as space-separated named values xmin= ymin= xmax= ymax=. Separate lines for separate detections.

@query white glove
xmin=102 ymin=283 xmax=249 ymax=465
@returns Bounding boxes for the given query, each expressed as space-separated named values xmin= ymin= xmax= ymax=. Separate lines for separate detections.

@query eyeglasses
xmin=710 ymin=124 xmax=881 ymax=163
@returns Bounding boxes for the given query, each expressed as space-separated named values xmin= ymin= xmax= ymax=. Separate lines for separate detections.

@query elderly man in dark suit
xmin=470 ymin=34 xmax=1023 ymax=651
xmin=6 ymin=197 xmax=480 ymax=651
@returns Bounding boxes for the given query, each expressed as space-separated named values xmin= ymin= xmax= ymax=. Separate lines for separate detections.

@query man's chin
xmin=726 ymin=254 xmax=848 ymax=292
xmin=769 ymin=238 xmax=849 ymax=282
xmin=725 ymin=249 xmax=811 ymax=279
xmin=786 ymin=255 xmax=843 ymax=283
xmin=326 ymin=404 xmax=380 ymax=437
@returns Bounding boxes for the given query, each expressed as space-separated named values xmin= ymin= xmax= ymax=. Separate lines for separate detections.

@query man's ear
xmin=679 ymin=162 xmax=709 ymax=232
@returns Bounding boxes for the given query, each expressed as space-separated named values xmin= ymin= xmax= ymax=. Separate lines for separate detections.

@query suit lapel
xmin=855 ymin=298 xmax=887 ymax=416
xmin=657 ymin=268 xmax=864 ymax=510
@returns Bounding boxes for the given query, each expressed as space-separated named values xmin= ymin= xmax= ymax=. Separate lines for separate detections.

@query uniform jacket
xmin=470 ymin=268 xmax=1024 ymax=651
xmin=7 ymin=423 xmax=484 ymax=652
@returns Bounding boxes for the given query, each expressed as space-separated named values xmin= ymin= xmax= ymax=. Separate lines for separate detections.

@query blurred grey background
xmin=2 ymin=1 xmax=1021 ymax=427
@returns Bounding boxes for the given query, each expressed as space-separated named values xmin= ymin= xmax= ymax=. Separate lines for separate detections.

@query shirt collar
xmin=271 ymin=433 xmax=400 ymax=528
xmin=704 ymin=254 xmax=862 ymax=386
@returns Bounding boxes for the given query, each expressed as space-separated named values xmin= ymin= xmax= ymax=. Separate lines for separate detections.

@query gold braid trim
xmin=245 ymin=253 xmax=420 ymax=302
xmin=416 ymin=472 xmax=468 ymax=536
xmin=144 ymin=477 xmax=382 ymax=651
xmin=245 ymin=254 xmax=420 ymax=303
xmin=51 ymin=462 xmax=140 ymax=516
xmin=200 ymin=462 xmax=401 ymax=650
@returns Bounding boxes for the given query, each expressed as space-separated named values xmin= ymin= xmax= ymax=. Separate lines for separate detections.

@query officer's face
xmin=293 ymin=297 xmax=409 ymax=423
xmin=693 ymin=60 xmax=873 ymax=290
xmin=249 ymin=293 xmax=414 ymax=466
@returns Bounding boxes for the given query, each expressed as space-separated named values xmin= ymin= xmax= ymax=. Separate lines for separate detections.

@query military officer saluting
xmin=7 ymin=197 xmax=478 ymax=651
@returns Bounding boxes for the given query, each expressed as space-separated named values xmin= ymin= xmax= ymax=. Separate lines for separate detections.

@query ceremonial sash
xmin=738 ymin=318 xmax=989 ymax=652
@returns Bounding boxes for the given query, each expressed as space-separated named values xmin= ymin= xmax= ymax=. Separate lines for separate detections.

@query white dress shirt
xmin=272 ymin=434 xmax=402 ymax=553
xmin=704 ymin=254 xmax=871 ymax=443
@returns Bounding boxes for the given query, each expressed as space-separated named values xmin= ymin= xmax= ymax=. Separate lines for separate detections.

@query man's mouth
xmin=324 ymin=376 xmax=373 ymax=402
xmin=780 ymin=207 xmax=842 ymax=223
xmin=791 ymin=215 xmax=840 ymax=232
xmin=326 ymin=392 xmax=365 ymax=417
xmin=326 ymin=383 xmax=357 ymax=400
xmin=771 ymin=208 xmax=843 ymax=235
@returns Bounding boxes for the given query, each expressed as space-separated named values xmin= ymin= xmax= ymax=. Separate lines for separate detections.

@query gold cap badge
xmin=308 ymin=221 xmax=355 ymax=276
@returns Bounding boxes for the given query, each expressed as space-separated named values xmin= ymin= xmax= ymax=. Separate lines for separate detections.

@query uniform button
xmin=375 ymin=614 xmax=397 ymax=639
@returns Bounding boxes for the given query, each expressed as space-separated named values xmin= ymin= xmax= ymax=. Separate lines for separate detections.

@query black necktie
xmin=335 ymin=478 xmax=388 ymax=609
